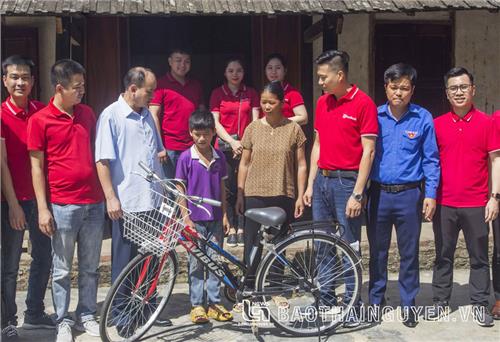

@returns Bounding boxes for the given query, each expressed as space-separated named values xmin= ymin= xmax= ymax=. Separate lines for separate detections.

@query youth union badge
xmin=405 ymin=130 xmax=418 ymax=139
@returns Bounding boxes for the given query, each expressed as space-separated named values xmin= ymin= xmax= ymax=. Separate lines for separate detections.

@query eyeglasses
xmin=446 ymin=84 xmax=472 ymax=93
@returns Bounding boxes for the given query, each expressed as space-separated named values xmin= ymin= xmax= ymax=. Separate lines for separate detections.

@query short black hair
xmin=123 ymin=66 xmax=153 ymax=90
xmin=265 ymin=53 xmax=287 ymax=69
xmin=50 ymin=59 xmax=85 ymax=88
xmin=2 ymin=55 xmax=35 ymax=75
xmin=262 ymin=80 xmax=284 ymax=102
xmin=189 ymin=110 xmax=215 ymax=131
xmin=169 ymin=48 xmax=191 ymax=58
xmin=384 ymin=63 xmax=418 ymax=86
xmin=444 ymin=67 xmax=474 ymax=87
xmin=315 ymin=50 xmax=349 ymax=74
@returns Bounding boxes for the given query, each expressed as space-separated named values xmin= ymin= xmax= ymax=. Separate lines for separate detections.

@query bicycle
xmin=99 ymin=162 xmax=363 ymax=341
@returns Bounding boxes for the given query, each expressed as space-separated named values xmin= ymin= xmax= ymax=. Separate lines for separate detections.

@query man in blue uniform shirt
xmin=367 ymin=63 xmax=440 ymax=327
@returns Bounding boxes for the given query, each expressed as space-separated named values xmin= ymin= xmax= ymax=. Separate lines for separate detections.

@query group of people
xmin=0 ymin=47 xmax=499 ymax=342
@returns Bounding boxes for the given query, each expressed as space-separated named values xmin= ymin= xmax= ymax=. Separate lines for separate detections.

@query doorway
xmin=374 ymin=23 xmax=452 ymax=117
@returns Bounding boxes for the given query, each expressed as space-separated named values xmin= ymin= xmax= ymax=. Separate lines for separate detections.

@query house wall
xmin=4 ymin=16 xmax=56 ymax=103
xmin=455 ymin=10 xmax=500 ymax=113
xmin=312 ymin=15 xmax=323 ymax=113
xmin=337 ymin=10 xmax=499 ymax=113
xmin=338 ymin=13 xmax=372 ymax=96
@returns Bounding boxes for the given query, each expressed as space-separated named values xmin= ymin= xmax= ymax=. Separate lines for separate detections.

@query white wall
xmin=455 ymin=10 xmax=500 ymax=113
xmin=4 ymin=17 xmax=57 ymax=103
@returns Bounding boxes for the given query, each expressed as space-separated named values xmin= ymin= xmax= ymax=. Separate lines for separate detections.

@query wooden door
xmin=374 ymin=23 xmax=452 ymax=117
xmin=85 ymin=16 xmax=129 ymax=115
xmin=1 ymin=27 xmax=40 ymax=101
xmin=251 ymin=16 xmax=303 ymax=91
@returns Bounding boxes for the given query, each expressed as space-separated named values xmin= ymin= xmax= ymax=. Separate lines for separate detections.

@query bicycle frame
xmin=177 ymin=225 xmax=245 ymax=290
xmin=129 ymin=219 xmax=358 ymax=312
xmin=175 ymin=223 xmax=330 ymax=299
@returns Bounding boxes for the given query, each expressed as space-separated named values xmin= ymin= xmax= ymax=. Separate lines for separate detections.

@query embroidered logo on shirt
xmin=405 ymin=130 xmax=418 ymax=139
xmin=342 ymin=113 xmax=357 ymax=121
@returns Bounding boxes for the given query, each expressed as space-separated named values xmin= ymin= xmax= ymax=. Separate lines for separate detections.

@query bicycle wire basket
xmin=122 ymin=182 xmax=191 ymax=257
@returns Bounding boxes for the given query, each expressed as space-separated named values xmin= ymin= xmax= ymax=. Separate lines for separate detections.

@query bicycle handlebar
xmin=188 ymin=196 xmax=222 ymax=208
xmin=137 ymin=161 xmax=221 ymax=208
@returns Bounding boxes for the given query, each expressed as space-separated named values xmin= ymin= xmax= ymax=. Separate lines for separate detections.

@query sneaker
xmin=74 ymin=318 xmax=100 ymax=337
xmin=1 ymin=325 xmax=19 ymax=341
xmin=56 ymin=322 xmax=74 ymax=342
xmin=226 ymin=233 xmax=237 ymax=247
xmin=426 ymin=301 xmax=450 ymax=321
xmin=472 ymin=305 xmax=495 ymax=327
xmin=237 ymin=232 xmax=245 ymax=247
xmin=23 ymin=312 xmax=56 ymax=330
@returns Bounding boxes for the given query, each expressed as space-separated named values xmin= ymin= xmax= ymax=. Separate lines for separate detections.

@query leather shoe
xmin=492 ymin=301 xmax=500 ymax=320
xmin=154 ymin=318 xmax=173 ymax=327
xmin=402 ymin=308 xmax=418 ymax=328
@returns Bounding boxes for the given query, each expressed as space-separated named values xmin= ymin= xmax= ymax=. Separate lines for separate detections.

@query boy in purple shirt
xmin=175 ymin=110 xmax=232 ymax=324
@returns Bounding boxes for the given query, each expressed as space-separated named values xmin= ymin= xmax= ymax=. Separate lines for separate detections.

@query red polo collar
xmin=4 ymin=96 xmax=38 ymax=118
xmin=221 ymin=83 xmax=247 ymax=97
xmin=451 ymin=107 xmax=475 ymax=123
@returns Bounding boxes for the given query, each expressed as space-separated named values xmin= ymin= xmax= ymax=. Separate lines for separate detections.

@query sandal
xmin=272 ymin=296 xmax=290 ymax=309
xmin=207 ymin=304 xmax=233 ymax=322
xmin=190 ymin=306 xmax=209 ymax=324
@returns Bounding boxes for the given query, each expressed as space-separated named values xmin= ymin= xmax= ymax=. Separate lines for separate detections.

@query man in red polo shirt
xmin=149 ymin=48 xmax=205 ymax=178
xmin=1 ymin=55 xmax=54 ymax=340
xmin=490 ymin=110 xmax=500 ymax=319
xmin=27 ymin=59 xmax=105 ymax=342
xmin=429 ymin=67 xmax=500 ymax=327
xmin=303 ymin=50 xmax=378 ymax=327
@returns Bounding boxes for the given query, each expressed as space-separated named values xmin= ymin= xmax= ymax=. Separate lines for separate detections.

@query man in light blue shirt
xmin=367 ymin=63 xmax=440 ymax=327
xmin=95 ymin=67 xmax=170 ymax=331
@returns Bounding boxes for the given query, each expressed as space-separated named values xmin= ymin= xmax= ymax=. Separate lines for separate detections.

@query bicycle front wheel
xmin=255 ymin=230 xmax=362 ymax=336
xmin=100 ymin=250 xmax=178 ymax=342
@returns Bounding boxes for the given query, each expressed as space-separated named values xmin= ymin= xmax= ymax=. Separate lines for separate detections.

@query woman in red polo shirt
xmin=264 ymin=53 xmax=308 ymax=125
xmin=210 ymin=57 xmax=260 ymax=247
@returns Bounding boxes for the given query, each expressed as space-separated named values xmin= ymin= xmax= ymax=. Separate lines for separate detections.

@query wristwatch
xmin=492 ymin=193 xmax=500 ymax=201
xmin=351 ymin=192 xmax=363 ymax=202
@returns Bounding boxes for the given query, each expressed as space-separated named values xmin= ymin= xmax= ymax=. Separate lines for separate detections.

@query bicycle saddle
xmin=244 ymin=207 xmax=286 ymax=226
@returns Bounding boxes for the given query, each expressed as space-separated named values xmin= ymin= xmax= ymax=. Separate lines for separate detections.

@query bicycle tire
xmin=99 ymin=250 xmax=178 ymax=342
xmin=254 ymin=230 xmax=362 ymax=337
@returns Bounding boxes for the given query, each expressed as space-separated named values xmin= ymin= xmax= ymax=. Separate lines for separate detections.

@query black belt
xmin=319 ymin=168 xmax=358 ymax=179
xmin=372 ymin=181 xmax=421 ymax=193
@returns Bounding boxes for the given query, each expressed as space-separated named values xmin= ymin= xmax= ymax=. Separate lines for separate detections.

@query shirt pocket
xmin=401 ymin=130 xmax=420 ymax=153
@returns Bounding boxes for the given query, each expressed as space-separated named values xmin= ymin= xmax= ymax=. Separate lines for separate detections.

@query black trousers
xmin=243 ymin=196 xmax=294 ymax=285
xmin=223 ymin=151 xmax=244 ymax=230
xmin=492 ymin=217 xmax=500 ymax=300
xmin=432 ymin=205 xmax=490 ymax=306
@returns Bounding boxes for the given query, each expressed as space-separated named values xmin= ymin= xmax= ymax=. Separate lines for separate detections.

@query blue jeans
xmin=367 ymin=186 xmax=422 ymax=308
xmin=312 ymin=171 xmax=363 ymax=306
xmin=189 ymin=221 xmax=223 ymax=306
xmin=51 ymin=203 xmax=105 ymax=324
xmin=163 ymin=149 xmax=183 ymax=179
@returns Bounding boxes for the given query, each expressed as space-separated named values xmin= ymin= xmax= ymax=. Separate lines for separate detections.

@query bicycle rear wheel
xmin=255 ymin=230 xmax=362 ymax=336
xmin=100 ymin=251 xmax=178 ymax=342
